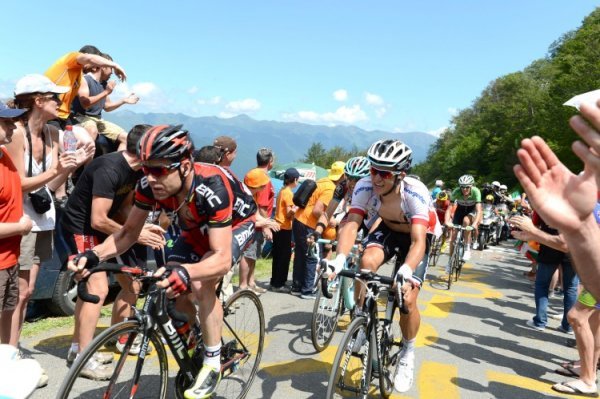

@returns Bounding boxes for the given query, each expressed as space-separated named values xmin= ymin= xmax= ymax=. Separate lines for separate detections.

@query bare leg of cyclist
xmin=185 ymin=278 xmax=224 ymax=398
xmin=394 ymin=285 xmax=420 ymax=392
xmin=73 ymin=272 xmax=109 ymax=352
xmin=110 ymin=275 xmax=140 ymax=325
xmin=354 ymin=247 xmax=385 ymax=309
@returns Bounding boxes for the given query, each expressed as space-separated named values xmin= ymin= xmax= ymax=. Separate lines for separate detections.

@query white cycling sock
xmin=203 ymin=344 xmax=221 ymax=369
xmin=401 ymin=338 xmax=416 ymax=357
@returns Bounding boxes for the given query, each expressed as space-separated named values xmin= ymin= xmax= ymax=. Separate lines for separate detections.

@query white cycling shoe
xmin=462 ymin=249 xmax=472 ymax=261
xmin=393 ymin=352 xmax=415 ymax=393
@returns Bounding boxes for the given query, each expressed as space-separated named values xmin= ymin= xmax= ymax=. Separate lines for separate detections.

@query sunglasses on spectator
xmin=369 ymin=167 xmax=395 ymax=180
xmin=142 ymin=162 xmax=181 ymax=177
xmin=39 ymin=93 xmax=61 ymax=103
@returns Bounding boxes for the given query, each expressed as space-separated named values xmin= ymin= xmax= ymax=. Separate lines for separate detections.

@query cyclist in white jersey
xmin=327 ymin=139 xmax=430 ymax=393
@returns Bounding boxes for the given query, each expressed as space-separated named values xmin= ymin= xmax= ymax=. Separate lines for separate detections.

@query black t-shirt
xmin=62 ymin=152 xmax=142 ymax=236
xmin=536 ymin=219 xmax=566 ymax=264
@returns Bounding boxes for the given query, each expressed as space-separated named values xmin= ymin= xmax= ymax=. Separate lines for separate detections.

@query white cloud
xmin=197 ymin=96 xmax=222 ymax=105
xmin=187 ymin=86 xmax=199 ymax=94
xmin=283 ymin=105 xmax=368 ymax=125
xmin=448 ymin=107 xmax=459 ymax=116
xmin=333 ymin=89 xmax=348 ymax=102
xmin=218 ymin=112 xmax=236 ymax=119
xmin=224 ymin=98 xmax=261 ymax=113
xmin=365 ymin=92 xmax=384 ymax=106
xmin=428 ymin=126 xmax=448 ymax=137
xmin=375 ymin=107 xmax=388 ymax=118
xmin=112 ymin=81 xmax=169 ymax=112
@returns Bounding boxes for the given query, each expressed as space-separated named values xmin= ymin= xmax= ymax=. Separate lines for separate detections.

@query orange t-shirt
xmin=295 ymin=177 xmax=336 ymax=229
xmin=275 ymin=186 xmax=294 ymax=230
xmin=0 ymin=148 xmax=24 ymax=269
xmin=45 ymin=52 xmax=82 ymax=120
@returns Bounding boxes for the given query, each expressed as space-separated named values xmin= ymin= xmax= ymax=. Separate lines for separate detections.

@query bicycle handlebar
xmin=76 ymin=262 xmax=150 ymax=304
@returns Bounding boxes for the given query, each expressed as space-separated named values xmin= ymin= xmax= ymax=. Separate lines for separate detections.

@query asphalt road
xmin=24 ymin=240 xmax=582 ymax=398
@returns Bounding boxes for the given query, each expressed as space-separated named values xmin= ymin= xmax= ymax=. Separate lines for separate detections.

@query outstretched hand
xmin=570 ymin=100 xmax=600 ymax=188
xmin=513 ymin=136 xmax=597 ymax=233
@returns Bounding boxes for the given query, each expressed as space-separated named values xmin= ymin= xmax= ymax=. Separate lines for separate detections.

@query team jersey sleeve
xmin=472 ymin=187 xmax=482 ymax=203
xmin=449 ymin=188 xmax=460 ymax=203
xmin=195 ymin=175 xmax=233 ymax=227
xmin=403 ymin=181 xmax=431 ymax=227
xmin=348 ymin=179 xmax=373 ymax=218
xmin=133 ymin=177 xmax=157 ymax=211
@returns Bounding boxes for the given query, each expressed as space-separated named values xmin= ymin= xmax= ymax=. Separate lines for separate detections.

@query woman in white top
xmin=3 ymin=75 xmax=79 ymax=355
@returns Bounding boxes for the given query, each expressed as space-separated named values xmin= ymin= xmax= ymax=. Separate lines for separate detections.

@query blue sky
xmin=0 ymin=1 xmax=597 ymax=136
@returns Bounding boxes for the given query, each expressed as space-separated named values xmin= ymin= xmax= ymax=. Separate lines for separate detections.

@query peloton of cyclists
xmin=327 ymin=139 xmax=431 ymax=393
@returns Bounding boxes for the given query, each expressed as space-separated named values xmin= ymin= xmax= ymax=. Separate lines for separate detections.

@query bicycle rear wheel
xmin=378 ymin=304 xmax=402 ymax=398
xmin=311 ymin=277 xmax=342 ymax=352
xmin=57 ymin=320 xmax=168 ymax=399
xmin=327 ymin=316 xmax=373 ymax=398
xmin=429 ymin=236 xmax=441 ymax=267
xmin=217 ymin=289 xmax=265 ymax=399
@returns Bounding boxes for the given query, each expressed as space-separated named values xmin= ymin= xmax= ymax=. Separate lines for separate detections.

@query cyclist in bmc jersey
xmin=327 ymin=139 xmax=430 ymax=393
xmin=69 ymin=124 xmax=236 ymax=399
xmin=445 ymin=174 xmax=482 ymax=261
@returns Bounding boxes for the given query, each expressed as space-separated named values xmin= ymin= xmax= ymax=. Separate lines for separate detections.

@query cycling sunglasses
xmin=142 ymin=162 xmax=181 ymax=177
xmin=460 ymin=185 xmax=472 ymax=190
xmin=369 ymin=166 xmax=395 ymax=180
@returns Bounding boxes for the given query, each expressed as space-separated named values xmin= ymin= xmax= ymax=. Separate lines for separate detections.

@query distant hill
xmin=105 ymin=111 xmax=437 ymax=177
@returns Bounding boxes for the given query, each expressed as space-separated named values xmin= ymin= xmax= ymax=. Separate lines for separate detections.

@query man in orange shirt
xmin=0 ymin=101 xmax=32 ymax=346
xmin=270 ymin=168 xmax=300 ymax=292
xmin=292 ymin=161 xmax=345 ymax=299
xmin=45 ymin=45 xmax=127 ymax=129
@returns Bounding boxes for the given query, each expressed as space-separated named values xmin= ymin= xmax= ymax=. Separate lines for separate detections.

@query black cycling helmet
xmin=138 ymin=124 xmax=193 ymax=162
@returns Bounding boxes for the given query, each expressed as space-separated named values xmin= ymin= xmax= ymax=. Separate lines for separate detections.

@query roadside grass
xmin=22 ymin=258 xmax=275 ymax=337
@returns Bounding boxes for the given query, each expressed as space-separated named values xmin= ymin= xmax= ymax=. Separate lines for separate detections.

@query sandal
xmin=552 ymin=380 xmax=598 ymax=397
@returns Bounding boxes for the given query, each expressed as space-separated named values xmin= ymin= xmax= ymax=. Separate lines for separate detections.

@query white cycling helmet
xmin=435 ymin=179 xmax=443 ymax=187
xmin=499 ymin=184 xmax=507 ymax=190
xmin=458 ymin=174 xmax=475 ymax=187
xmin=367 ymin=139 xmax=412 ymax=172
xmin=491 ymin=181 xmax=500 ymax=188
xmin=344 ymin=156 xmax=371 ymax=178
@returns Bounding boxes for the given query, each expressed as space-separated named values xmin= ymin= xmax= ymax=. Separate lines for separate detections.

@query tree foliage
xmin=300 ymin=143 xmax=365 ymax=169
xmin=412 ymin=8 xmax=600 ymax=191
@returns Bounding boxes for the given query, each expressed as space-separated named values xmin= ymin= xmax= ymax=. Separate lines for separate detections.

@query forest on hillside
xmin=412 ymin=8 xmax=600 ymax=191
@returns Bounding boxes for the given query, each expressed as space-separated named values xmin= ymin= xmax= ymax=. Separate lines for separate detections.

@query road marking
xmin=421 ymin=294 xmax=454 ymax=318
xmin=418 ymin=361 xmax=459 ymax=399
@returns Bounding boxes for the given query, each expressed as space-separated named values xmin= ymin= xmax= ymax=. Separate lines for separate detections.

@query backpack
xmin=293 ymin=179 xmax=317 ymax=208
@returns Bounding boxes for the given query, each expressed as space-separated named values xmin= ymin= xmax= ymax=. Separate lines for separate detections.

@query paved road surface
xmin=25 ymin=241 xmax=582 ymax=398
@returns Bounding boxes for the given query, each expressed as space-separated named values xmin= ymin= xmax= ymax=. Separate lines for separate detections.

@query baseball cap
xmin=328 ymin=161 xmax=345 ymax=181
xmin=0 ymin=101 xmax=26 ymax=119
xmin=244 ymin=168 xmax=270 ymax=188
xmin=14 ymin=74 xmax=70 ymax=96
xmin=284 ymin=168 xmax=300 ymax=180
xmin=213 ymin=136 xmax=237 ymax=152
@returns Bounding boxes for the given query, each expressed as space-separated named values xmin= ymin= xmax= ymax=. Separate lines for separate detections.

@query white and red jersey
xmin=348 ymin=176 xmax=432 ymax=230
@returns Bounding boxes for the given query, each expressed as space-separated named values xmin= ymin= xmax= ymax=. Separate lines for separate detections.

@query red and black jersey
xmin=217 ymin=165 xmax=257 ymax=225
xmin=134 ymin=163 xmax=235 ymax=254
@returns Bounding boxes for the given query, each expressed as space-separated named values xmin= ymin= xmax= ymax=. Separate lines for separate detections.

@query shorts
xmin=243 ymin=230 xmax=264 ymax=261
xmin=578 ymin=289 xmax=600 ymax=309
xmin=0 ymin=265 xmax=19 ymax=311
xmin=18 ymin=230 xmax=53 ymax=270
xmin=74 ymin=115 xmax=126 ymax=142
xmin=232 ymin=221 xmax=255 ymax=264
xmin=167 ymin=233 xmax=205 ymax=264
xmin=452 ymin=205 xmax=477 ymax=226
xmin=363 ymin=222 xmax=430 ymax=284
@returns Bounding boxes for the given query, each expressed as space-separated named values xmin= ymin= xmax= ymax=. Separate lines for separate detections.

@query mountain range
xmin=105 ymin=111 xmax=437 ymax=177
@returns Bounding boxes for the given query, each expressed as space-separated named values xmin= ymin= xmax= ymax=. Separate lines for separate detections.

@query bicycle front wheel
xmin=429 ymin=236 xmax=440 ymax=267
xmin=217 ymin=289 xmax=265 ymax=399
xmin=311 ymin=277 xmax=342 ymax=352
xmin=327 ymin=316 xmax=373 ymax=398
xmin=57 ymin=320 xmax=168 ymax=399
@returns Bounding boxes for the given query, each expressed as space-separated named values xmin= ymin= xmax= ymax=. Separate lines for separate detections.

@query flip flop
xmin=552 ymin=380 xmax=599 ymax=397
xmin=556 ymin=362 xmax=581 ymax=378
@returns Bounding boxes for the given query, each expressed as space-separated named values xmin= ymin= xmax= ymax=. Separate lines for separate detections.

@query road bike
xmin=428 ymin=225 xmax=447 ymax=267
xmin=310 ymin=239 xmax=359 ymax=352
xmin=324 ymin=261 xmax=406 ymax=398
xmin=446 ymin=225 xmax=473 ymax=290
xmin=57 ymin=263 xmax=264 ymax=399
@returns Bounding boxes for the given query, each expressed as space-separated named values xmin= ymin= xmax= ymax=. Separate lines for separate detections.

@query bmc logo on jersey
xmin=196 ymin=184 xmax=222 ymax=207
xmin=234 ymin=197 xmax=252 ymax=218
